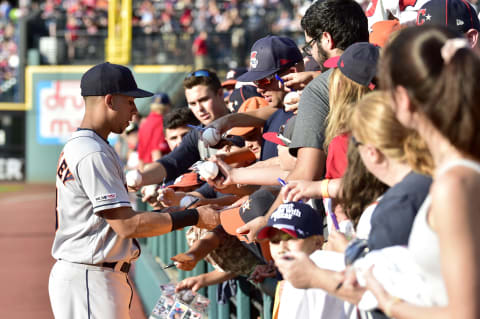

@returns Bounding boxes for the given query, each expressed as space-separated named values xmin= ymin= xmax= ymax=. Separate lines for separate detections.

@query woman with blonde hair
xmin=276 ymin=92 xmax=433 ymax=314
xmin=362 ymin=25 xmax=480 ymax=319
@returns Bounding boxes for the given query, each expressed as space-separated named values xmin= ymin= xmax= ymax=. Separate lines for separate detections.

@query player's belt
xmin=101 ymin=261 xmax=131 ymax=274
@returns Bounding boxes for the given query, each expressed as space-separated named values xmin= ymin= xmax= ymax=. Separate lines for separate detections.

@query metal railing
xmin=136 ymin=199 xmax=273 ymax=319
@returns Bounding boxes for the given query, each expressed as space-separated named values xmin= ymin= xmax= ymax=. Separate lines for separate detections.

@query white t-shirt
xmin=278 ymin=250 xmax=352 ymax=319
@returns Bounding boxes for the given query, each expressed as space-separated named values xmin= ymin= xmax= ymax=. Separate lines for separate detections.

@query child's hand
xmin=170 ymin=253 xmax=196 ymax=271
xmin=325 ymin=229 xmax=349 ymax=253
xmin=175 ymin=274 xmax=206 ymax=293
xmin=282 ymin=180 xmax=322 ymax=202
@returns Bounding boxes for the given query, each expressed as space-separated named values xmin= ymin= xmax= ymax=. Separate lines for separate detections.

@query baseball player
xmin=48 ymin=62 xmax=220 ymax=319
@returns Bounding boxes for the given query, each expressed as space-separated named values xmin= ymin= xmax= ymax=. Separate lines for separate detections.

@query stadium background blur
xmin=0 ymin=0 xmax=309 ymax=183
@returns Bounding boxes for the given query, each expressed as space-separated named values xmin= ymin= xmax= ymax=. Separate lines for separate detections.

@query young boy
xmin=257 ymin=201 xmax=347 ymax=319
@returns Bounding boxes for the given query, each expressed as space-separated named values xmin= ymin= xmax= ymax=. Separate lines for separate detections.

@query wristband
xmin=384 ymin=296 xmax=402 ymax=318
xmin=321 ymin=179 xmax=330 ymax=198
xmin=169 ymin=209 xmax=199 ymax=231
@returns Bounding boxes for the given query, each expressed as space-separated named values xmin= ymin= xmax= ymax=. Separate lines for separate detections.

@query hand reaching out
xmin=282 ymin=180 xmax=322 ymax=202
xmin=170 ymin=253 xmax=197 ymax=271
xmin=175 ymin=275 xmax=206 ymax=293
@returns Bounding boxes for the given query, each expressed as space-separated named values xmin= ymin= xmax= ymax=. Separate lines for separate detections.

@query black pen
xmin=163 ymin=262 xmax=177 ymax=269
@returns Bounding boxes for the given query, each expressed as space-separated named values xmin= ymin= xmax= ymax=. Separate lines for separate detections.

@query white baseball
xmin=126 ymin=170 xmax=142 ymax=187
xmin=202 ymin=127 xmax=221 ymax=147
xmin=143 ymin=184 xmax=158 ymax=198
xmin=198 ymin=161 xmax=219 ymax=180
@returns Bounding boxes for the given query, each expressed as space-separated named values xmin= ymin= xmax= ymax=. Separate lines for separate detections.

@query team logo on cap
xmin=241 ymin=199 xmax=251 ymax=212
xmin=250 ymin=51 xmax=258 ymax=69
xmin=226 ymin=70 xmax=236 ymax=80
xmin=272 ymin=203 xmax=301 ymax=222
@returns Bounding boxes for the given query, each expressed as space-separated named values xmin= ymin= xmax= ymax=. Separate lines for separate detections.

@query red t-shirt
xmin=137 ymin=112 xmax=170 ymax=163
xmin=325 ymin=133 xmax=349 ymax=179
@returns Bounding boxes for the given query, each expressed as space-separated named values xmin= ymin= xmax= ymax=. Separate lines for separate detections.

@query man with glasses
xmin=132 ymin=69 xmax=235 ymax=188
xmin=234 ymin=0 xmax=370 ymax=242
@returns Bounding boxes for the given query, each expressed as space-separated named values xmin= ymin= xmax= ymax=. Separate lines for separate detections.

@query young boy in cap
xmin=257 ymin=202 xmax=347 ymax=319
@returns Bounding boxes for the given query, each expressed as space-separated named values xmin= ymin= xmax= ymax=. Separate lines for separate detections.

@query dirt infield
xmin=0 ymin=183 xmax=146 ymax=318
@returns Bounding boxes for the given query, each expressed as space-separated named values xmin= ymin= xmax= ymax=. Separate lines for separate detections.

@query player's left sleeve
xmin=77 ymin=151 xmax=132 ymax=213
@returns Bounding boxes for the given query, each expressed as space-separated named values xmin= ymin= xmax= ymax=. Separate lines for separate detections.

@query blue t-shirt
xmin=368 ymin=171 xmax=432 ymax=251
xmin=260 ymin=109 xmax=294 ymax=161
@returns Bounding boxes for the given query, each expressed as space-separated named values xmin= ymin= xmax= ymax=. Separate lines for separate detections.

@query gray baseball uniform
xmin=49 ymin=128 xmax=140 ymax=318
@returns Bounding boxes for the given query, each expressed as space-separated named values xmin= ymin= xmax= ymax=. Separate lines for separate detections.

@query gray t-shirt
xmin=52 ymin=129 xmax=140 ymax=264
xmin=289 ymin=68 xmax=333 ymax=156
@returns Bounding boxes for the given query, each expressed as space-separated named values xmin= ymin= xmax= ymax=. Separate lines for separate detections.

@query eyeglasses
xmin=302 ymin=38 xmax=316 ymax=56
xmin=187 ymin=70 xmax=211 ymax=78
xmin=254 ymin=74 xmax=283 ymax=87
xmin=350 ymin=135 xmax=363 ymax=148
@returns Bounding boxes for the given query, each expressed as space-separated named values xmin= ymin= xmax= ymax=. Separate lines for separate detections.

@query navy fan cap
xmin=237 ymin=35 xmax=303 ymax=82
xmin=338 ymin=42 xmax=379 ymax=89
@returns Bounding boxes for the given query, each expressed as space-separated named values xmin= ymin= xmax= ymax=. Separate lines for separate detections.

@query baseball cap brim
xmin=257 ymin=225 xmax=298 ymax=240
xmin=228 ymin=126 xmax=255 ymax=136
xmin=220 ymin=207 xmax=248 ymax=241
xmin=263 ymin=131 xmax=288 ymax=146
xmin=236 ymin=69 xmax=279 ymax=82
xmin=222 ymin=79 xmax=237 ymax=87
xmin=323 ymin=56 xmax=340 ymax=69
xmin=120 ymin=88 xmax=154 ymax=98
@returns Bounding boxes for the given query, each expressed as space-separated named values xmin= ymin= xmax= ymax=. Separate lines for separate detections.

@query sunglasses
xmin=302 ymin=38 xmax=316 ymax=56
xmin=254 ymin=74 xmax=284 ymax=87
xmin=269 ymin=230 xmax=296 ymax=244
xmin=187 ymin=70 xmax=211 ymax=78
xmin=350 ymin=135 xmax=363 ymax=148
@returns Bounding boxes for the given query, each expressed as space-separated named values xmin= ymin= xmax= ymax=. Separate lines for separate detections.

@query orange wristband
xmin=321 ymin=179 xmax=330 ymax=198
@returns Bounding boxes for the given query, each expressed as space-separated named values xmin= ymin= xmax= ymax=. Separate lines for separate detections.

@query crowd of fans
xmin=116 ymin=0 xmax=480 ymax=318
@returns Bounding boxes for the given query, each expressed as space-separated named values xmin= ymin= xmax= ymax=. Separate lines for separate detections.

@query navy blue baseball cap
xmin=237 ymin=35 xmax=303 ymax=82
xmin=338 ymin=42 xmax=379 ymax=89
xmin=229 ymin=85 xmax=262 ymax=112
xmin=416 ymin=0 xmax=480 ymax=33
xmin=257 ymin=202 xmax=324 ymax=240
xmin=222 ymin=67 xmax=248 ymax=87
xmin=81 ymin=62 xmax=154 ymax=98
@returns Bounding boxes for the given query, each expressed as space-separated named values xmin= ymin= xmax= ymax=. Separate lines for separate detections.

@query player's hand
xmin=195 ymin=205 xmax=220 ymax=230
xmin=170 ymin=253 xmax=197 ymax=271
xmin=282 ymin=180 xmax=322 ymax=202
xmin=281 ymin=71 xmax=317 ymax=91
xmin=236 ymin=215 xmax=267 ymax=243
xmin=175 ymin=275 xmax=206 ymax=293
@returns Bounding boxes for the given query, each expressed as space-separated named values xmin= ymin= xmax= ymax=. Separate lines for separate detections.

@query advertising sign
xmin=36 ymin=80 xmax=84 ymax=144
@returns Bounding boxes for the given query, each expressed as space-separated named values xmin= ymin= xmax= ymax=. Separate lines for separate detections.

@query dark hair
xmin=380 ymin=25 xmax=480 ymax=159
xmin=339 ymin=141 xmax=389 ymax=226
xmin=300 ymin=0 xmax=369 ymax=50
xmin=183 ymin=69 xmax=222 ymax=93
xmin=164 ymin=107 xmax=199 ymax=130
